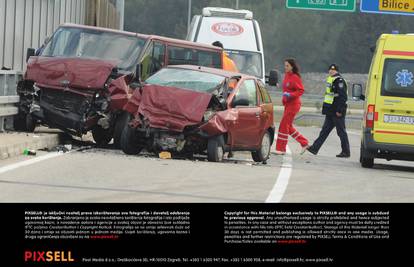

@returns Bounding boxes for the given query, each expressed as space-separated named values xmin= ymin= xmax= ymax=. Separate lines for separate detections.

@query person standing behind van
xmin=212 ymin=41 xmax=238 ymax=72
xmin=307 ymin=64 xmax=350 ymax=158
xmin=275 ymin=59 xmax=309 ymax=155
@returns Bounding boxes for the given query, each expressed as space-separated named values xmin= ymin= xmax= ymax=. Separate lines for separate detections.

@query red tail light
xmin=366 ymin=104 xmax=377 ymax=128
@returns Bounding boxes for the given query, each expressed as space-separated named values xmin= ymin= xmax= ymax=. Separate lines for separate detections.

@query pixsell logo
xmin=211 ymin=22 xmax=244 ymax=36
xmin=24 ymin=251 xmax=75 ymax=262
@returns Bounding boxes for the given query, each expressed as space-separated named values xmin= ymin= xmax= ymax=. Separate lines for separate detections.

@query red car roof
xmin=60 ymin=23 xmax=221 ymax=52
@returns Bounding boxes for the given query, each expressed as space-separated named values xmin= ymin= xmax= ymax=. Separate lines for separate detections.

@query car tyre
xmin=113 ymin=112 xmax=129 ymax=148
xmin=14 ymin=113 xmax=36 ymax=132
xmin=207 ymin=135 xmax=224 ymax=162
xmin=252 ymin=131 xmax=271 ymax=162
xmin=92 ymin=126 xmax=113 ymax=146
xmin=120 ymin=116 xmax=142 ymax=155
xmin=13 ymin=113 xmax=26 ymax=131
xmin=360 ymin=143 xmax=374 ymax=168
xmin=25 ymin=113 xmax=36 ymax=132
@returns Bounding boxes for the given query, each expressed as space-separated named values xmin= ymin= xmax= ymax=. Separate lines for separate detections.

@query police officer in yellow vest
xmin=306 ymin=64 xmax=350 ymax=158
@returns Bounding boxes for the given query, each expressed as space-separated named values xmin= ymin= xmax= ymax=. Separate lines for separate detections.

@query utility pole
xmin=236 ymin=0 xmax=239 ymax=9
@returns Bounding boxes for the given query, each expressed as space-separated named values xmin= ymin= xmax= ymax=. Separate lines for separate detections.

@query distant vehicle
xmin=121 ymin=65 xmax=278 ymax=162
xmin=15 ymin=23 xmax=223 ymax=147
xmin=353 ymin=33 xmax=414 ymax=168
xmin=187 ymin=7 xmax=265 ymax=81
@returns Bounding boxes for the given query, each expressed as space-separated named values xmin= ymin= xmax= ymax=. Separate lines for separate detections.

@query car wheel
xmin=360 ymin=143 xmax=374 ymax=168
xmin=207 ymin=135 xmax=224 ymax=162
xmin=14 ymin=112 xmax=36 ymax=132
xmin=13 ymin=112 xmax=26 ymax=131
xmin=120 ymin=116 xmax=142 ymax=155
xmin=25 ymin=113 xmax=36 ymax=132
xmin=113 ymin=112 xmax=129 ymax=149
xmin=252 ymin=131 xmax=271 ymax=162
xmin=92 ymin=126 xmax=113 ymax=146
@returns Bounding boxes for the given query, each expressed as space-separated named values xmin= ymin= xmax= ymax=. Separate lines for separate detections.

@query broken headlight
xmin=203 ymin=110 xmax=216 ymax=122
xmin=33 ymin=83 xmax=41 ymax=93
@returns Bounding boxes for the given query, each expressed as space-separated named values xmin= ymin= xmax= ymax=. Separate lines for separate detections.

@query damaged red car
xmin=121 ymin=65 xmax=276 ymax=162
xmin=16 ymin=24 xmax=223 ymax=146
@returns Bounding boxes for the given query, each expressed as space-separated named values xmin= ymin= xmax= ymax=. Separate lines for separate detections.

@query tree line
xmin=124 ymin=0 xmax=414 ymax=73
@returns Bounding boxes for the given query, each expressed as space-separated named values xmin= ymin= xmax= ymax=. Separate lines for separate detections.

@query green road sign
xmin=286 ymin=0 xmax=356 ymax=12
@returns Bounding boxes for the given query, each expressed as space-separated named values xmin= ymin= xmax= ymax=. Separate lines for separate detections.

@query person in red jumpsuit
xmin=275 ymin=58 xmax=309 ymax=155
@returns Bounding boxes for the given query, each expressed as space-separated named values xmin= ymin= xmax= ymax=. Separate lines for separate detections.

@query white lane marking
xmin=0 ymin=152 xmax=64 ymax=175
xmin=266 ymin=146 xmax=293 ymax=203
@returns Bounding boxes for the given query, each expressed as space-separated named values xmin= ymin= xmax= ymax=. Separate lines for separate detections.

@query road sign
xmin=286 ymin=0 xmax=356 ymax=12
xmin=361 ymin=0 xmax=414 ymax=16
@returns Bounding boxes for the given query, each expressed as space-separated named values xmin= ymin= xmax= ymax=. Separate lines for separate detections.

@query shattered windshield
xmin=226 ymin=50 xmax=263 ymax=78
xmin=41 ymin=26 xmax=146 ymax=70
xmin=145 ymin=68 xmax=225 ymax=93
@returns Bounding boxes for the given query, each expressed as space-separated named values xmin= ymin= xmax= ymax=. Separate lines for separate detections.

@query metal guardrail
xmin=294 ymin=113 xmax=363 ymax=130
xmin=269 ymin=91 xmax=364 ymax=109
xmin=0 ymin=71 xmax=23 ymax=132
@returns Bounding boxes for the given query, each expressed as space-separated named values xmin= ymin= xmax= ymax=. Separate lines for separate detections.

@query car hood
xmin=25 ymin=56 xmax=119 ymax=90
xmin=132 ymin=84 xmax=213 ymax=132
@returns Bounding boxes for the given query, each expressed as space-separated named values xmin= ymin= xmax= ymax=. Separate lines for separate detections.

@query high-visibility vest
xmin=324 ymin=75 xmax=347 ymax=105
xmin=222 ymin=53 xmax=238 ymax=72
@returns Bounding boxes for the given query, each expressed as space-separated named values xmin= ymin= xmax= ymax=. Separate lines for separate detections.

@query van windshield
xmin=226 ymin=50 xmax=262 ymax=78
xmin=41 ymin=27 xmax=146 ymax=70
xmin=382 ymin=59 xmax=414 ymax=98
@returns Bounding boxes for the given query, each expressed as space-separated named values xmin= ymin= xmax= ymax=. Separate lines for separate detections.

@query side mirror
xmin=232 ymin=97 xmax=250 ymax=107
xmin=352 ymin=83 xmax=365 ymax=101
xmin=26 ymin=48 xmax=36 ymax=62
xmin=267 ymin=69 xmax=279 ymax=86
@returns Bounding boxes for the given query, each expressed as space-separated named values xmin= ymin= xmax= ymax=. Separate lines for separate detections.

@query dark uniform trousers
xmin=311 ymin=113 xmax=350 ymax=154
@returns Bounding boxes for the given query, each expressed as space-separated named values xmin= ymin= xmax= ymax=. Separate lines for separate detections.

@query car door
xmin=257 ymin=80 xmax=274 ymax=132
xmin=140 ymin=41 xmax=166 ymax=81
xmin=230 ymin=79 xmax=262 ymax=148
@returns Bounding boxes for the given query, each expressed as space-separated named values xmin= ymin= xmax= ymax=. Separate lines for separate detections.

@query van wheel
xmin=207 ymin=136 xmax=224 ymax=162
xmin=14 ymin=113 xmax=35 ymax=132
xmin=25 ymin=114 xmax=36 ymax=132
xmin=120 ymin=117 xmax=142 ymax=155
xmin=92 ymin=126 xmax=113 ymax=146
xmin=13 ymin=114 xmax=25 ymax=131
xmin=113 ymin=112 xmax=129 ymax=149
xmin=252 ymin=131 xmax=271 ymax=162
xmin=360 ymin=144 xmax=374 ymax=168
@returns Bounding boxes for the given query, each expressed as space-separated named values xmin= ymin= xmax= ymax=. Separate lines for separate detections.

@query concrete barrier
xmin=0 ymin=130 xmax=62 ymax=160
xmin=273 ymin=105 xmax=363 ymax=129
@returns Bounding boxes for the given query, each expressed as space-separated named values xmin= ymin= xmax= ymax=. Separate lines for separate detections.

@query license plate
xmin=383 ymin=114 xmax=414 ymax=125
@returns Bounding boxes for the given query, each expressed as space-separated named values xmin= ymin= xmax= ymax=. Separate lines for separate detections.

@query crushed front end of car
xmin=17 ymin=56 xmax=133 ymax=145
xmin=120 ymin=67 xmax=236 ymax=158
xmin=15 ymin=24 xmax=146 ymax=146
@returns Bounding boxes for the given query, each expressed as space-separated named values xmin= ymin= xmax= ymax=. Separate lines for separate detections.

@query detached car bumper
xmin=363 ymin=129 xmax=414 ymax=161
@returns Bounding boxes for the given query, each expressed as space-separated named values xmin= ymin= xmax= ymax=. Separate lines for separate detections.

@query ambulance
xmin=353 ymin=33 xmax=414 ymax=168
xmin=186 ymin=7 xmax=265 ymax=81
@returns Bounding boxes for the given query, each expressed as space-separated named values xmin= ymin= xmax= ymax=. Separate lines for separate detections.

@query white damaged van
xmin=187 ymin=7 xmax=265 ymax=81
